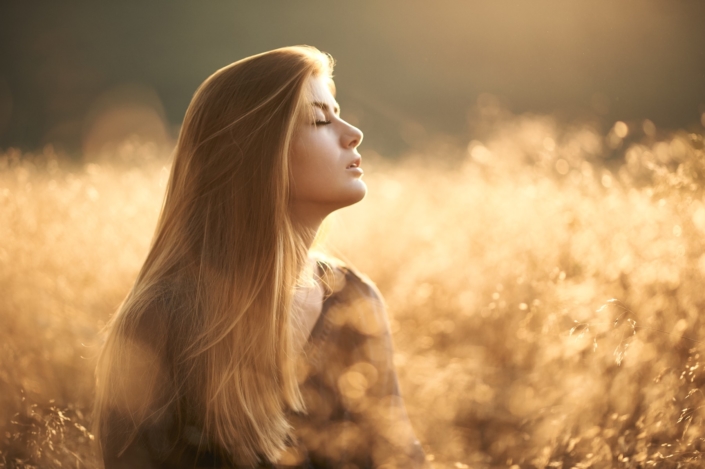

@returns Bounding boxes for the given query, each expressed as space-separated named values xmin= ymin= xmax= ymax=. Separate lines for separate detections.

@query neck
xmin=289 ymin=205 xmax=329 ymax=252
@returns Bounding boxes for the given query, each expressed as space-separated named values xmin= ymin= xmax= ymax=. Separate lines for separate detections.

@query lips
xmin=346 ymin=156 xmax=362 ymax=169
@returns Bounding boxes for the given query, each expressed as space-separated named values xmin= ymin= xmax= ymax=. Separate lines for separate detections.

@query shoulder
xmin=311 ymin=253 xmax=391 ymax=341
xmin=311 ymin=252 xmax=385 ymax=305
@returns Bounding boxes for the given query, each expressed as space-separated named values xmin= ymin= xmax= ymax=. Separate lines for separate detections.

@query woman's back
xmin=101 ymin=257 xmax=426 ymax=468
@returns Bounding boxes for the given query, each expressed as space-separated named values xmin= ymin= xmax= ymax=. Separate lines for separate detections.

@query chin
xmin=331 ymin=183 xmax=367 ymax=211
xmin=347 ymin=181 xmax=367 ymax=205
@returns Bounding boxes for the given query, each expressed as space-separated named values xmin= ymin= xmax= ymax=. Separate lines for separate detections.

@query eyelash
xmin=314 ymin=120 xmax=332 ymax=126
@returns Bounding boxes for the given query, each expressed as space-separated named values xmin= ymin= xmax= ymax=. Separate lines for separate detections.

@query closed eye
xmin=310 ymin=101 xmax=339 ymax=127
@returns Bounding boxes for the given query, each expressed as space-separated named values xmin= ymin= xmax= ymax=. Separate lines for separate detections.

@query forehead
xmin=305 ymin=75 xmax=337 ymax=105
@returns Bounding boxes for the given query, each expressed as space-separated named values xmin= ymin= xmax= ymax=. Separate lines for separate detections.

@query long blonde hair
xmin=93 ymin=46 xmax=335 ymax=465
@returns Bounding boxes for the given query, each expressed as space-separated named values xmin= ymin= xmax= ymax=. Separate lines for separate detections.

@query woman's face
xmin=289 ymin=75 xmax=365 ymax=223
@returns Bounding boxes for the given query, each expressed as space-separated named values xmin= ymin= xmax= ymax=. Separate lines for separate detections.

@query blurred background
xmin=1 ymin=0 xmax=704 ymax=157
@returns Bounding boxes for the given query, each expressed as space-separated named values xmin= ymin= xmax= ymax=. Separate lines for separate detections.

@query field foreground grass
xmin=2 ymin=114 xmax=705 ymax=468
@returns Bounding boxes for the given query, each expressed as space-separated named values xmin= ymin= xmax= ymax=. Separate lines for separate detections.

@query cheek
xmin=289 ymin=133 xmax=365 ymax=205
xmin=290 ymin=140 xmax=320 ymax=186
xmin=290 ymin=136 xmax=333 ymax=189
xmin=289 ymin=148 xmax=314 ymax=199
xmin=290 ymin=152 xmax=335 ymax=199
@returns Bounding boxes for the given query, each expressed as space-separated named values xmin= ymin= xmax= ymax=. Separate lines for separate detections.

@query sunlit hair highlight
xmin=93 ymin=45 xmax=335 ymax=465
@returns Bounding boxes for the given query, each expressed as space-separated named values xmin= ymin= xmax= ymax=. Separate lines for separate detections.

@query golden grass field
xmin=2 ymin=109 xmax=705 ymax=468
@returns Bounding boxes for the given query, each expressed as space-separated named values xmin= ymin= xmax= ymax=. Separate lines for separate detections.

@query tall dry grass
xmin=2 ymin=110 xmax=705 ymax=468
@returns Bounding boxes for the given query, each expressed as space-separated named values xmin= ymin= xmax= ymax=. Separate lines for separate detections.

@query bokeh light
xmin=3 ymin=100 xmax=705 ymax=466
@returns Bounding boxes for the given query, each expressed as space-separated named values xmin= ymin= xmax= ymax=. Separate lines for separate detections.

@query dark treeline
xmin=1 ymin=0 xmax=704 ymax=157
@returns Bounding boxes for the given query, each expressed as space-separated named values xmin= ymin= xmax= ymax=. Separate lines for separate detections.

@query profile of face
xmin=289 ymin=75 xmax=365 ymax=224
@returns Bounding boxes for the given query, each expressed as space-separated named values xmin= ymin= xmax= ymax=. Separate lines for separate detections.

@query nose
xmin=342 ymin=123 xmax=363 ymax=150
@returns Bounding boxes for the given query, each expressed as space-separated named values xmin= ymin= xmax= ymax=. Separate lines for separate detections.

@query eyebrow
xmin=311 ymin=101 xmax=340 ymax=115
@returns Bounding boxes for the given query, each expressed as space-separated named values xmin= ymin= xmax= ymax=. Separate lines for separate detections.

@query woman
xmin=93 ymin=45 xmax=427 ymax=468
